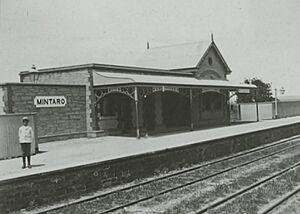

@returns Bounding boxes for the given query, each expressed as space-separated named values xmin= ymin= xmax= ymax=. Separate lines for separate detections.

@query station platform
xmin=2 ymin=116 xmax=300 ymax=213
xmin=1 ymin=116 xmax=300 ymax=182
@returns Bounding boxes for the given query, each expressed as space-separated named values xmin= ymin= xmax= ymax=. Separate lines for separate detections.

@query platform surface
xmin=1 ymin=116 xmax=300 ymax=182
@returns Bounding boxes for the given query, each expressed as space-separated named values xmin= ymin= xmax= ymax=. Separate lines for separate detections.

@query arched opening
xmin=140 ymin=91 xmax=191 ymax=133
xmin=141 ymin=93 xmax=156 ymax=131
xmin=199 ymin=91 xmax=228 ymax=123
xmin=162 ymin=91 xmax=190 ymax=128
xmin=96 ymin=93 xmax=134 ymax=132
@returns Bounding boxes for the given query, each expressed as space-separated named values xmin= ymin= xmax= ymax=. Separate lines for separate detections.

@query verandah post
xmin=190 ymin=88 xmax=194 ymax=131
xmin=134 ymin=86 xmax=140 ymax=139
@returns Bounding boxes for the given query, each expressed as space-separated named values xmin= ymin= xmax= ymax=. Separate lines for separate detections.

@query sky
xmin=0 ymin=0 xmax=300 ymax=95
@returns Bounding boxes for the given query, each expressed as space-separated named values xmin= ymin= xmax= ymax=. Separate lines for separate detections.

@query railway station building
xmin=0 ymin=39 xmax=256 ymax=142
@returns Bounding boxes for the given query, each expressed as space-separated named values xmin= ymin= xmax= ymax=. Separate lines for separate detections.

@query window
xmin=208 ymin=57 xmax=213 ymax=66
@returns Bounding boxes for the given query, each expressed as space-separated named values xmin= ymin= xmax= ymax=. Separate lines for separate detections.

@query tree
xmin=237 ymin=78 xmax=274 ymax=103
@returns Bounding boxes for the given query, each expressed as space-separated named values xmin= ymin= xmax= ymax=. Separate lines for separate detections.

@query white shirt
xmin=19 ymin=126 xmax=34 ymax=144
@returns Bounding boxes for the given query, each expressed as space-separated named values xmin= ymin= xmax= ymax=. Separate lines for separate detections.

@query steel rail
xmin=35 ymin=136 xmax=300 ymax=214
xmin=194 ymin=163 xmax=300 ymax=214
xmin=260 ymin=186 xmax=300 ymax=214
xmin=99 ymin=143 xmax=300 ymax=214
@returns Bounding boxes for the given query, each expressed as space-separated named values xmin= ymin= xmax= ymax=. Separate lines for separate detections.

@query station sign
xmin=34 ymin=96 xmax=67 ymax=107
xmin=163 ymin=86 xmax=179 ymax=92
xmin=238 ymin=88 xmax=250 ymax=94
xmin=202 ymin=88 xmax=220 ymax=93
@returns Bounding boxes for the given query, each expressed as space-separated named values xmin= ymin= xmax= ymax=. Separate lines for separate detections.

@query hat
xmin=22 ymin=117 xmax=29 ymax=121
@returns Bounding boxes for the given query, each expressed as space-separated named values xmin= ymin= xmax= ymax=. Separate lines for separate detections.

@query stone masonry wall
xmin=1 ymin=122 xmax=300 ymax=213
xmin=20 ymin=69 xmax=95 ymax=132
xmin=5 ymin=84 xmax=86 ymax=142
xmin=0 ymin=87 xmax=5 ymax=114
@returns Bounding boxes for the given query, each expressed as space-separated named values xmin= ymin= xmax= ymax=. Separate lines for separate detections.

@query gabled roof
xmin=135 ymin=41 xmax=211 ymax=70
xmin=196 ymin=42 xmax=232 ymax=74
xmin=135 ymin=40 xmax=232 ymax=73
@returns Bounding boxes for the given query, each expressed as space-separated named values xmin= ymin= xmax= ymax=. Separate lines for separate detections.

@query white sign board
xmin=163 ymin=86 xmax=179 ymax=92
xmin=202 ymin=88 xmax=221 ymax=93
xmin=34 ymin=96 xmax=67 ymax=108
xmin=238 ymin=88 xmax=250 ymax=94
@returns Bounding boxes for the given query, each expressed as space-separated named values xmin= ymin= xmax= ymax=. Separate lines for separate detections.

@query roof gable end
xmin=196 ymin=42 xmax=232 ymax=75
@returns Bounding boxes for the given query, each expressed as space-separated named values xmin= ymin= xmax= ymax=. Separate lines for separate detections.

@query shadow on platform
xmin=30 ymin=164 xmax=45 ymax=168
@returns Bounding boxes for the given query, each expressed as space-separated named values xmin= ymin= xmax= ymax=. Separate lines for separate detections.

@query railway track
xmin=32 ymin=136 xmax=300 ymax=214
xmin=121 ymin=141 xmax=300 ymax=214
xmin=260 ymin=186 xmax=300 ymax=214
xmin=194 ymin=161 xmax=300 ymax=214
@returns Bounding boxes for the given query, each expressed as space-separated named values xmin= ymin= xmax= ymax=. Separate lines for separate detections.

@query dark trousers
xmin=21 ymin=143 xmax=31 ymax=157
xmin=21 ymin=143 xmax=31 ymax=167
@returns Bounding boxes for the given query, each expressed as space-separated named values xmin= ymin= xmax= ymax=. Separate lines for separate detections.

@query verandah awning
xmin=93 ymin=71 xmax=256 ymax=139
xmin=93 ymin=71 xmax=256 ymax=90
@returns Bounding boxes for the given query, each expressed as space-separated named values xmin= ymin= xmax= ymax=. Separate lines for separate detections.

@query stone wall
xmin=1 ymin=122 xmax=300 ymax=213
xmin=3 ymin=83 xmax=87 ymax=142
xmin=20 ymin=69 xmax=95 ymax=133
xmin=0 ymin=87 xmax=5 ymax=114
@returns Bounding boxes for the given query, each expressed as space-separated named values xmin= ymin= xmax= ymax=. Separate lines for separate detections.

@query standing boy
xmin=19 ymin=117 xmax=34 ymax=169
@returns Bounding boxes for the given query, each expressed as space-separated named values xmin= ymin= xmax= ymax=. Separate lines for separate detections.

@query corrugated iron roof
xmin=94 ymin=71 xmax=256 ymax=89
xmin=278 ymin=95 xmax=300 ymax=102
xmin=135 ymin=41 xmax=211 ymax=70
